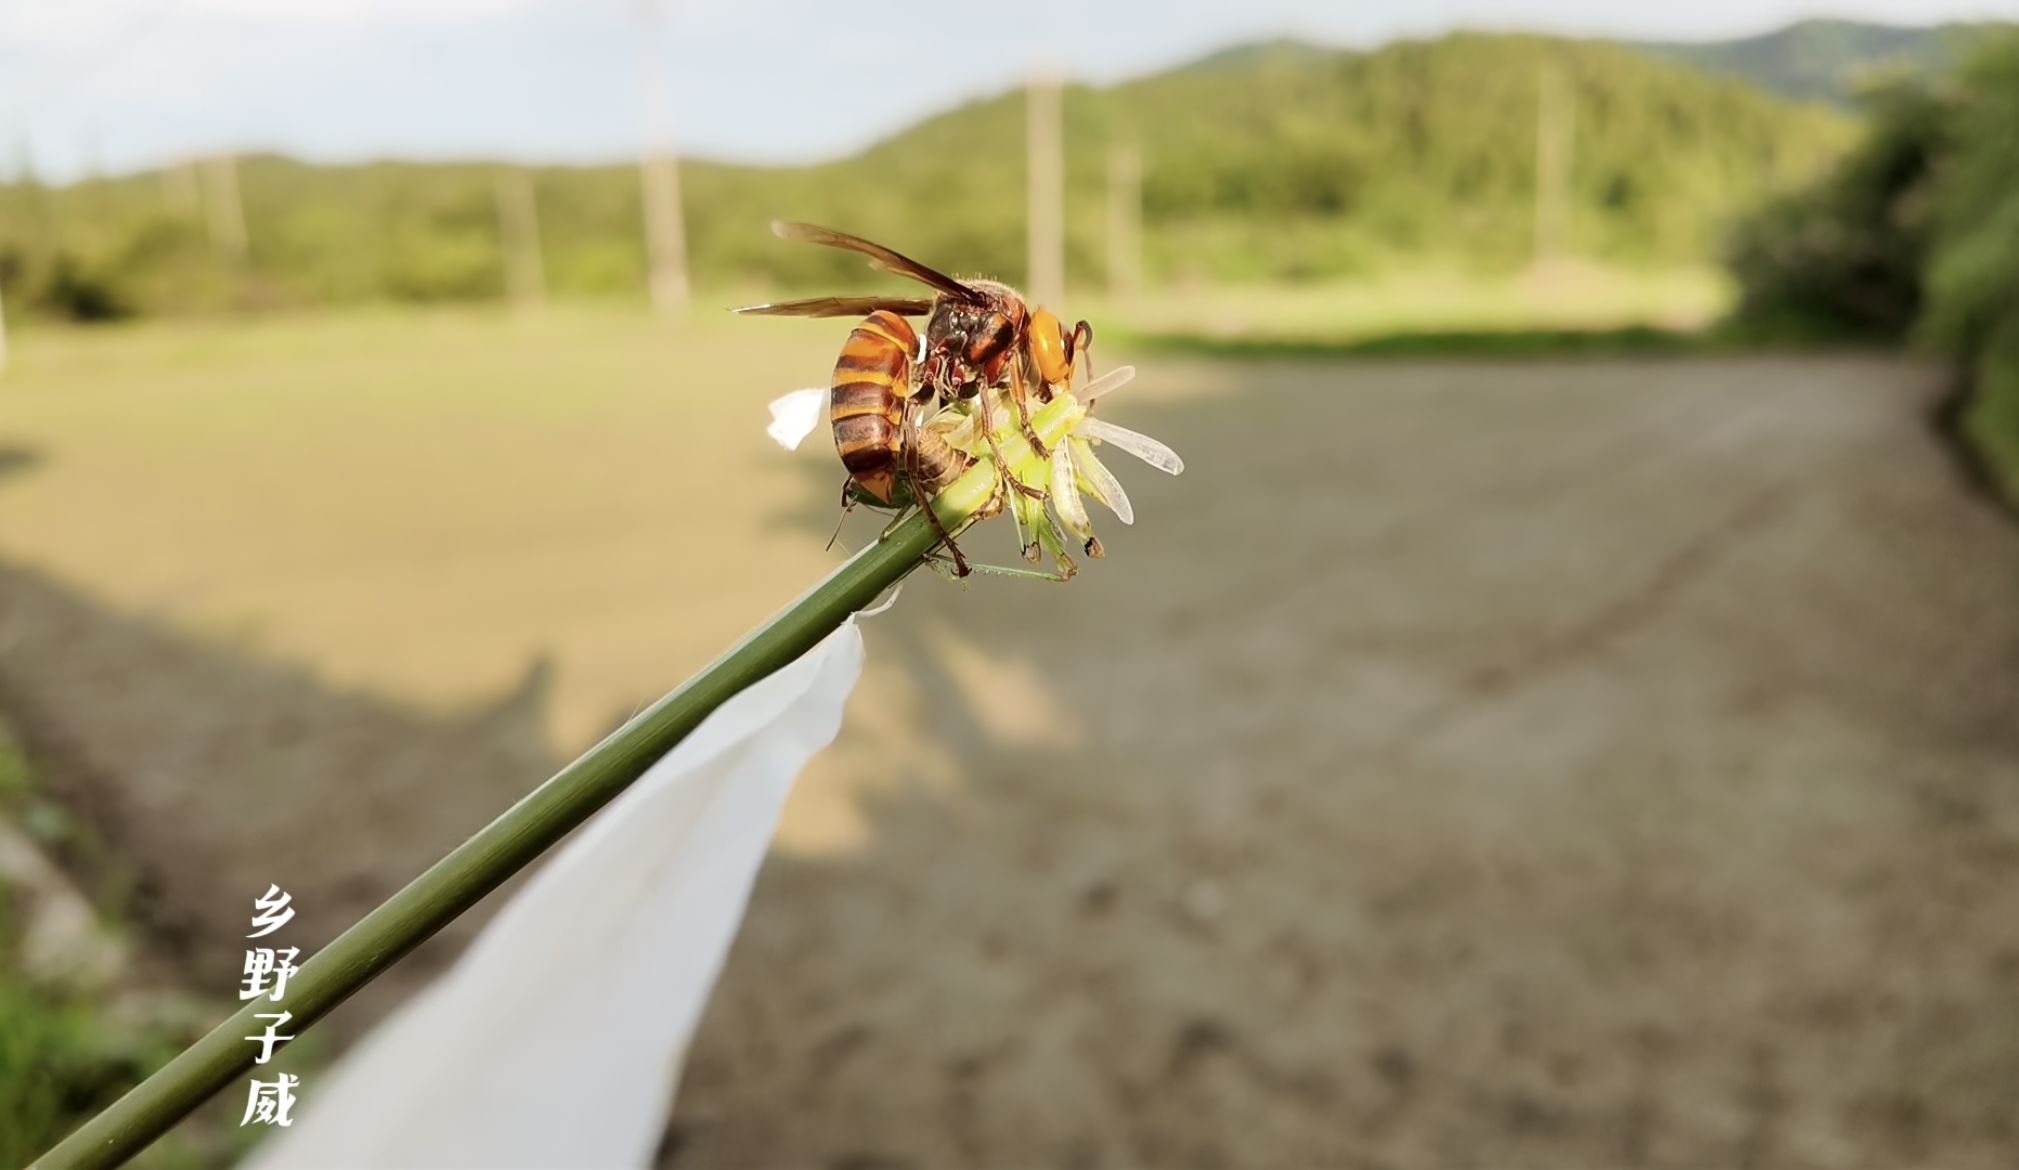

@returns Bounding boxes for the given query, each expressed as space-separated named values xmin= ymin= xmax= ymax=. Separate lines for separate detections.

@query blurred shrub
xmin=104 ymin=215 xmax=242 ymax=314
xmin=1923 ymin=35 xmax=2019 ymax=504
xmin=1729 ymin=30 xmax=2019 ymax=503
xmin=0 ymin=736 xmax=217 ymax=1169
xmin=1919 ymin=37 xmax=2019 ymax=353
xmin=0 ymin=937 xmax=152 ymax=1169
xmin=385 ymin=226 xmax=504 ymax=303
xmin=37 ymin=255 xmax=131 ymax=322
xmin=1963 ymin=317 xmax=2019 ymax=504
xmin=1725 ymin=80 xmax=1945 ymax=340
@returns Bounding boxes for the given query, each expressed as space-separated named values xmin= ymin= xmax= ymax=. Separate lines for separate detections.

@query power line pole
xmin=1026 ymin=73 xmax=1064 ymax=308
xmin=78 ymin=126 xmax=104 ymax=225
xmin=635 ymin=0 xmax=690 ymax=318
xmin=494 ymin=167 xmax=547 ymax=310
xmin=15 ymin=137 xmax=60 ymax=284
xmin=201 ymin=153 xmax=248 ymax=264
xmin=1106 ymin=139 xmax=1141 ymax=300
xmin=1534 ymin=65 xmax=1574 ymax=266
xmin=162 ymin=157 xmax=201 ymax=216
xmin=13 ymin=138 xmax=47 ymax=257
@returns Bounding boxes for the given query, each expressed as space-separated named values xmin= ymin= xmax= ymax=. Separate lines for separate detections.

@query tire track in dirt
xmin=1399 ymin=481 xmax=1793 ymax=748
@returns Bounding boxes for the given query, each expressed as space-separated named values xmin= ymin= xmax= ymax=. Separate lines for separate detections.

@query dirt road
xmin=679 ymin=354 xmax=2019 ymax=1169
xmin=3 ymin=334 xmax=2015 ymax=1167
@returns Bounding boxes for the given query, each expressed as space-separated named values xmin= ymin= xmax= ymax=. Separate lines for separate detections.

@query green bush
xmin=1728 ymin=29 xmax=2019 ymax=504
xmin=38 ymin=255 xmax=132 ymax=322
xmin=0 ymin=734 xmax=245 ymax=1169
xmin=1725 ymin=80 xmax=1945 ymax=340
xmin=1921 ymin=34 xmax=2019 ymax=505
xmin=1963 ymin=315 xmax=2019 ymax=504
xmin=1919 ymin=36 xmax=2019 ymax=352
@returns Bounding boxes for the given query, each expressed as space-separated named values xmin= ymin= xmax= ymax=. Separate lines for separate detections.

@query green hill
xmin=1637 ymin=19 xmax=1992 ymax=106
xmin=0 ymin=32 xmax=1850 ymax=317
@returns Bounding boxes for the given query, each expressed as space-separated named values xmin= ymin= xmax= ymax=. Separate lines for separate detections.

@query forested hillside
xmin=1639 ymin=19 xmax=1989 ymax=106
xmin=0 ymin=33 xmax=1850 ymax=317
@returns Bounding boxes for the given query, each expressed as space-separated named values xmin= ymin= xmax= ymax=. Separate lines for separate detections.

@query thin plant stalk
xmin=31 ymin=395 xmax=1085 ymax=1170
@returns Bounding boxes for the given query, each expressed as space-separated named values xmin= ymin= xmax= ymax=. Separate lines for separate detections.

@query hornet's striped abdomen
xmin=830 ymin=310 xmax=915 ymax=505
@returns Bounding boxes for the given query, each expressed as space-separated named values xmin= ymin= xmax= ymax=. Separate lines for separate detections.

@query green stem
xmin=32 ymin=394 xmax=1084 ymax=1170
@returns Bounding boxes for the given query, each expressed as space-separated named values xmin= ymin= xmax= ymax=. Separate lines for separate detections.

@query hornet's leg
xmin=1004 ymin=466 xmax=1033 ymax=560
xmin=827 ymin=476 xmax=859 ymax=551
xmin=1008 ymin=474 xmax=1077 ymax=579
xmin=928 ymin=555 xmax=1073 ymax=582
xmin=922 ymin=486 xmax=1057 ymax=581
xmin=901 ymin=403 xmax=970 ymax=576
xmin=1070 ymin=320 xmax=1098 ymax=416
xmin=876 ymin=501 xmax=913 ymax=541
xmin=1008 ymin=474 xmax=1042 ymax=563
xmin=1008 ymin=358 xmax=1050 ymax=457
xmin=972 ymin=384 xmax=1046 ymax=501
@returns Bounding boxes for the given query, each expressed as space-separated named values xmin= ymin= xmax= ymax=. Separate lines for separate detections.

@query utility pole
xmin=635 ymin=0 xmax=690 ymax=318
xmin=1026 ymin=73 xmax=1065 ymax=308
xmin=78 ymin=126 xmax=104 ymax=225
xmin=1105 ymin=139 xmax=1141 ymax=300
xmin=1534 ymin=65 xmax=1574 ymax=266
xmin=494 ymin=167 xmax=547 ymax=309
xmin=13 ymin=137 xmax=48 ymax=245
xmin=162 ymin=157 xmax=201 ymax=216
xmin=201 ymin=153 xmax=248 ymax=264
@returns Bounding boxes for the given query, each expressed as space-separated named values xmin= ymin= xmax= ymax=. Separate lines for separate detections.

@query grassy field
xmin=1104 ymin=263 xmax=1731 ymax=344
xmin=0 ymin=269 xmax=1723 ymax=750
xmin=5 ymin=308 xmax=2019 ymax=1168
xmin=0 ymin=307 xmax=863 ymax=751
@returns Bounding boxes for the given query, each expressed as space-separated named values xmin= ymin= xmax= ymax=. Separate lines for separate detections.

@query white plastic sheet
xmin=247 ymin=621 xmax=866 ymax=1170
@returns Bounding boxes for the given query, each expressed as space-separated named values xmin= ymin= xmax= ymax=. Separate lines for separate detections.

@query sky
xmin=2 ymin=0 xmax=2015 ymax=182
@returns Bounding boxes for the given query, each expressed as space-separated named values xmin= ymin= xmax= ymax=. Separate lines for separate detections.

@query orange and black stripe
xmin=830 ymin=310 xmax=916 ymax=504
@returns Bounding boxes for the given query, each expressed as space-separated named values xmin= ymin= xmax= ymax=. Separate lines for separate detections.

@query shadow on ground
xmin=0 ymin=555 xmax=560 ymax=1026
xmin=0 ymin=445 xmax=44 ymax=482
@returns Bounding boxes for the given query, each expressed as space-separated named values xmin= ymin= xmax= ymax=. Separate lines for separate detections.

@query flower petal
xmin=1078 ymin=364 xmax=1136 ymax=402
xmin=1050 ymin=439 xmax=1093 ymax=543
xmin=1077 ymin=416 xmax=1185 ymax=475
xmin=1072 ymin=438 xmax=1134 ymax=525
xmin=765 ymin=388 xmax=827 ymax=450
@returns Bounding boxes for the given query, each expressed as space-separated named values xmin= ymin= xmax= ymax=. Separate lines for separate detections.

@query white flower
xmin=762 ymin=363 xmax=1184 ymax=569
xmin=1045 ymin=365 xmax=1184 ymax=554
